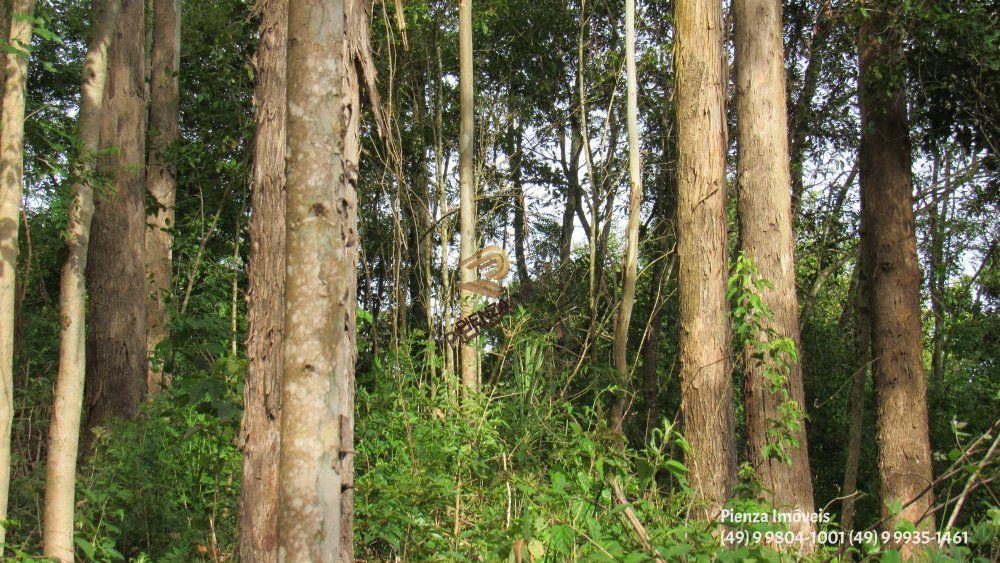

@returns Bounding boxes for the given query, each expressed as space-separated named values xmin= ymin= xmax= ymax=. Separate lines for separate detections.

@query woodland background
xmin=0 ymin=0 xmax=997 ymax=560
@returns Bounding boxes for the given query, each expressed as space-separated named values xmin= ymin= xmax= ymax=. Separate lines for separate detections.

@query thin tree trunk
xmin=610 ymin=0 xmax=642 ymax=434
xmin=144 ymin=0 xmax=181 ymax=395
xmin=42 ymin=2 xmax=121 ymax=559
xmin=434 ymin=42 xmax=453 ymax=385
xmin=277 ymin=0 xmax=357 ymax=557
xmin=929 ymin=153 xmax=949 ymax=382
xmin=0 ymin=0 xmax=35 ymax=548
xmin=858 ymin=3 xmax=936 ymax=550
xmin=841 ymin=251 xmax=870 ymax=536
xmin=511 ymin=129 xmax=529 ymax=283
xmin=674 ymin=0 xmax=736 ymax=519
xmin=83 ymin=0 xmax=148 ymax=444
xmin=458 ymin=0 xmax=478 ymax=391
xmin=734 ymin=0 xmax=816 ymax=542
xmin=238 ymin=0 xmax=286 ymax=560
xmin=558 ymin=117 xmax=582 ymax=264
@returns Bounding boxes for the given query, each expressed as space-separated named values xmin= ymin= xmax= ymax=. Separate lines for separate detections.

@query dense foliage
xmin=2 ymin=0 xmax=997 ymax=560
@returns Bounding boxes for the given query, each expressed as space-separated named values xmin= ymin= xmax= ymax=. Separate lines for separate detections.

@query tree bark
xmin=458 ymin=0 xmax=478 ymax=391
xmin=0 ymin=0 xmax=35 ymax=548
xmin=83 ymin=0 xmax=148 ymax=444
xmin=339 ymin=0 xmax=371 ymax=554
xmin=610 ymin=0 xmax=642 ymax=434
xmin=42 ymin=2 xmax=121 ymax=559
xmin=144 ymin=0 xmax=181 ymax=395
xmin=858 ymin=3 xmax=936 ymax=550
xmin=734 ymin=0 xmax=816 ymax=540
xmin=276 ymin=0 xmax=357 ymax=557
xmin=238 ymin=0 xmax=286 ymax=560
xmin=674 ymin=0 xmax=736 ymax=519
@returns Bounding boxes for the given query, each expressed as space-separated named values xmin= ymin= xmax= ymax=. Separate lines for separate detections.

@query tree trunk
xmin=558 ymin=117 xmax=582 ymax=265
xmin=277 ymin=0 xmax=357 ymax=557
xmin=511 ymin=129 xmax=529 ymax=283
xmin=734 ymin=0 xmax=816 ymax=540
xmin=83 ymin=0 xmax=148 ymax=444
xmin=144 ymin=0 xmax=181 ymax=395
xmin=841 ymin=251 xmax=870 ymax=536
xmin=0 ymin=0 xmax=35 ymax=547
xmin=858 ymin=3 xmax=936 ymax=549
xmin=42 ymin=2 xmax=121 ymax=559
xmin=339 ymin=0 xmax=372 ymax=553
xmin=238 ymin=0 xmax=286 ymax=560
xmin=674 ymin=0 xmax=736 ymax=519
xmin=458 ymin=0 xmax=478 ymax=391
xmin=929 ymin=153 xmax=949 ymax=382
xmin=610 ymin=0 xmax=642 ymax=434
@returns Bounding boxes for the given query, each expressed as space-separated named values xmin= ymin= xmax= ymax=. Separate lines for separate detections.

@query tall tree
xmin=238 ymin=0 xmax=286 ymax=560
xmin=0 ymin=0 xmax=36 ymax=547
xmin=858 ymin=1 xmax=936 ymax=550
xmin=83 ymin=0 xmax=148 ymax=441
xmin=276 ymin=0 xmax=357 ymax=557
xmin=733 ymin=0 xmax=816 ymax=537
xmin=458 ymin=0 xmax=478 ymax=391
xmin=610 ymin=0 xmax=642 ymax=434
xmin=674 ymin=0 xmax=736 ymax=518
xmin=42 ymin=1 xmax=121 ymax=559
xmin=144 ymin=0 xmax=181 ymax=394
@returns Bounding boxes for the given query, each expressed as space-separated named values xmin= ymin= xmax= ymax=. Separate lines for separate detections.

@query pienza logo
xmin=447 ymin=246 xmax=577 ymax=344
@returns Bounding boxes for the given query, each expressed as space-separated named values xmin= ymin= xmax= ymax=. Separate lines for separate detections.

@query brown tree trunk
xmin=858 ymin=3 xmax=936 ymax=550
xmin=42 ymin=2 xmax=121 ymax=559
xmin=83 ymin=0 xmax=147 ymax=443
xmin=458 ymin=0 xmax=478 ymax=391
xmin=674 ymin=0 xmax=736 ymax=519
xmin=841 ymin=251 xmax=870 ymax=536
xmin=511 ymin=129 xmax=529 ymax=283
xmin=0 ymin=0 xmax=35 ymax=547
xmin=144 ymin=0 xmax=181 ymax=395
xmin=734 ymin=0 xmax=816 ymax=540
xmin=238 ymin=0 xmax=286 ymax=560
xmin=338 ymin=0 xmax=372 ymax=554
xmin=610 ymin=0 xmax=642 ymax=434
xmin=277 ymin=0 xmax=358 ymax=557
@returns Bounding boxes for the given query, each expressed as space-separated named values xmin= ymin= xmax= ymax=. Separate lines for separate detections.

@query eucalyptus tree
xmin=238 ymin=0 xmax=286 ymax=560
xmin=83 ymin=0 xmax=148 ymax=441
xmin=674 ymin=0 xmax=735 ymax=518
xmin=858 ymin=0 xmax=936 ymax=551
xmin=42 ymin=1 xmax=121 ymax=558
xmin=0 ymin=0 xmax=36 ymax=547
xmin=734 ymin=0 xmax=815 ymax=540
xmin=145 ymin=0 xmax=181 ymax=394
xmin=276 ymin=0 xmax=362 ymax=556
xmin=610 ymin=0 xmax=642 ymax=433
xmin=458 ymin=0 xmax=478 ymax=391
